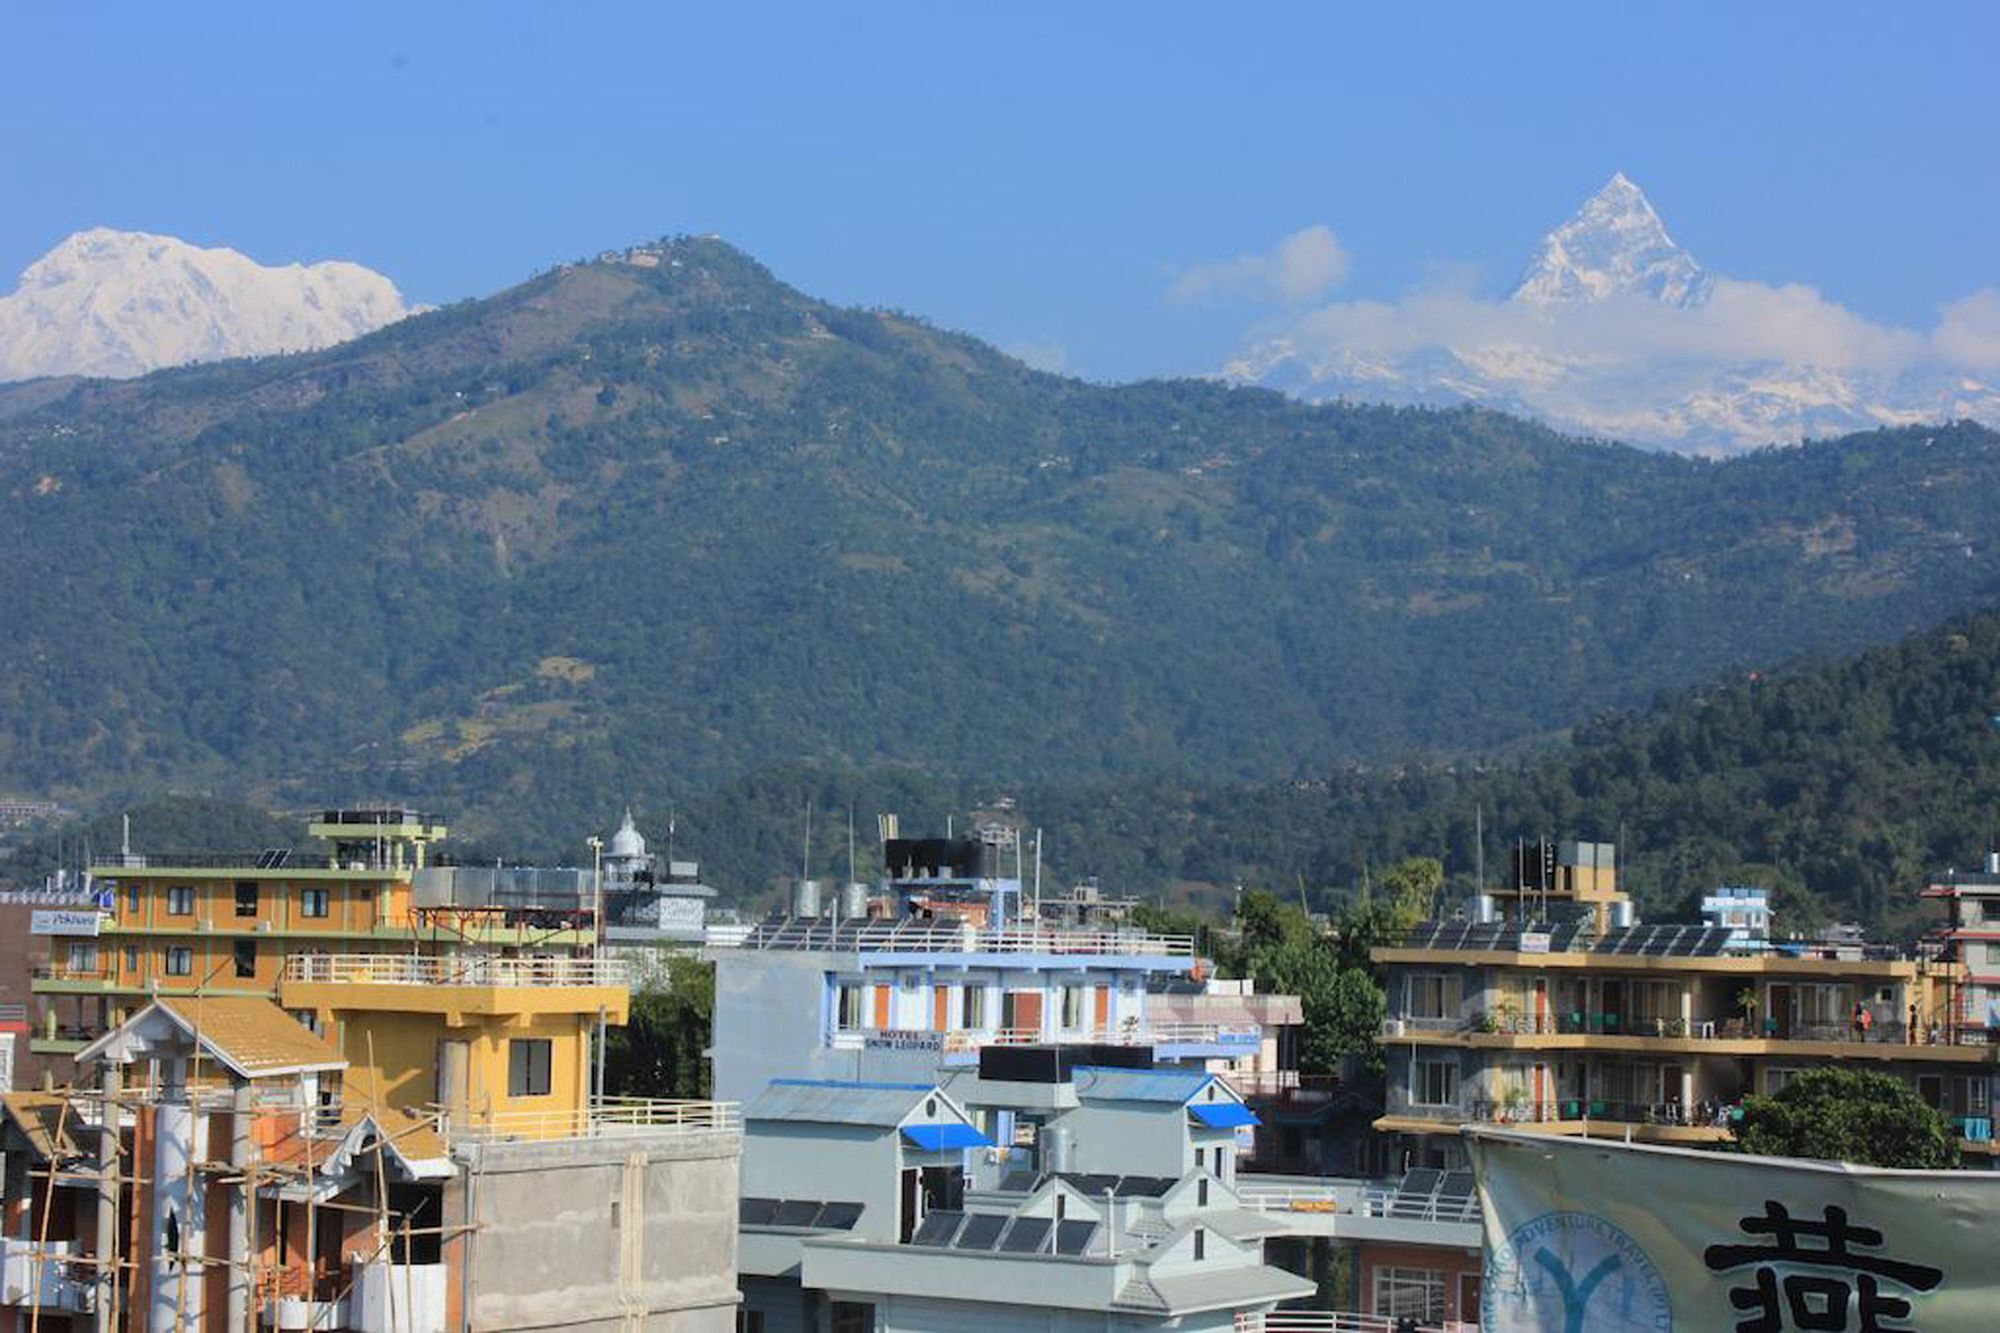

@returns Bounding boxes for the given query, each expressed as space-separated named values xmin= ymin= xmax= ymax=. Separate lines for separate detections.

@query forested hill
xmin=1007 ymin=608 xmax=2000 ymax=937
xmin=5 ymin=235 xmax=2000 ymax=847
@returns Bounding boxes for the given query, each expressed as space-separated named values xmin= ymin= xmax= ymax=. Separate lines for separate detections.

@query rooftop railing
xmin=838 ymin=1021 xmax=1260 ymax=1054
xmin=1235 ymin=1314 xmax=1478 ymax=1333
xmin=442 ymin=1096 xmax=739 ymax=1144
xmin=1235 ymin=1180 xmax=1480 ymax=1226
xmin=283 ymin=952 xmax=628 ymax=988
xmin=1390 ymin=1010 xmax=1955 ymax=1047
xmin=733 ymin=915 xmax=1195 ymax=957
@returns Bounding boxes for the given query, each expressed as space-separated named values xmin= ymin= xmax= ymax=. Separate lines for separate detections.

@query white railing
xmin=443 ymin=1096 xmax=739 ymax=1144
xmin=734 ymin=916 xmax=1195 ymax=957
xmin=1235 ymin=1181 xmax=1480 ymax=1226
xmin=1237 ymin=1314 xmax=1478 ymax=1332
xmin=283 ymin=953 xmax=628 ymax=988
xmin=836 ymin=1021 xmax=1260 ymax=1054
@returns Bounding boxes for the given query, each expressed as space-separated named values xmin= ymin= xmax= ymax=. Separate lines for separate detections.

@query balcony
xmin=1386 ymin=1009 xmax=1964 ymax=1051
xmin=733 ymin=916 xmax=1195 ymax=958
xmin=1382 ymin=1092 xmax=1740 ymax=1133
xmin=442 ymin=1096 xmax=740 ymax=1144
xmin=282 ymin=953 xmax=627 ymax=988
xmin=1 ymin=1238 xmax=96 ymax=1313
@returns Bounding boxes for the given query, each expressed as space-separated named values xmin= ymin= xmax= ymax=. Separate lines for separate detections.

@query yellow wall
xmin=316 ymin=1006 xmax=603 ymax=1123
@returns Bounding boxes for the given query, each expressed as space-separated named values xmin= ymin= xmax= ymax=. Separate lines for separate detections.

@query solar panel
xmin=910 ymin=1210 xmax=964 ymax=1248
xmin=1055 ymin=1219 xmax=1098 ymax=1256
xmin=955 ymin=1213 xmax=1007 ymax=1251
xmin=1399 ymin=1168 xmax=1442 ymax=1196
xmin=999 ymin=1217 xmax=1053 ymax=1254
xmin=739 ymin=1198 xmax=778 ymax=1225
xmin=1113 ymin=1175 xmax=1176 ymax=1198
xmin=814 ymin=1201 xmax=864 ymax=1230
xmin=1063 ymin=1173 xmax=1119 ymax=1196
xmin=1436 ymin=1170 xmax=1475 ymax=1201
xmin=774 ymin=1199 xmax=822 ymax=1227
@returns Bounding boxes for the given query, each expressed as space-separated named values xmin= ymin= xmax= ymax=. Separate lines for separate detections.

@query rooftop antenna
xmin=801 ymin=797 xmax=815 ymax=887
xmin=1475 ymin=803 xmax=1485 ymax=898
xmin=667 ymin=806 xmax=676 ymax=865
xmin=121 ymin=812 xmax=131 ymax=861
xmin=847 ymin=806 xmax=856 ymax=885
xmin=1033 ymin=828 xmax=1043 ymax=920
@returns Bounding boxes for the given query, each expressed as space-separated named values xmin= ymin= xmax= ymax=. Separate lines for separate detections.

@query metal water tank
xmin=792 ymin=878 xmax=822 ymax=917
xmin=842 ymin=881 xmax=870 ymax=920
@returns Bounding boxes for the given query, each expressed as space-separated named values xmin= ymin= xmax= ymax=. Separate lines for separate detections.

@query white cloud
xmin=1936 ymin=289 xmax=2000 ymax=370
xmin=1171 ymin=225 xmax=1350 ymax=306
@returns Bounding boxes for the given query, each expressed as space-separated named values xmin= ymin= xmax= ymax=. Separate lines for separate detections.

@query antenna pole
xmin=1032 ymin=829 xmax=1043 ymax=920
xmin=801 ymin=798 xmax=814 ymax=887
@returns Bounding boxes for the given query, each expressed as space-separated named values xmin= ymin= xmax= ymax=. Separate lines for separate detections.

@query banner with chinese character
xmin=1466 ymin=1127 xmax=2000 ymax=1332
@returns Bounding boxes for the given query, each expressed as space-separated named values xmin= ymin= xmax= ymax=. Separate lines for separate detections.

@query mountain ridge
xmin=5 ymin=234 xmax=2000 ymax=849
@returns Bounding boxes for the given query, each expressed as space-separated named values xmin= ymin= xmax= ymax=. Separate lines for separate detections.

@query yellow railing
xmin=283 ymin=952 xmax=627 ymax=988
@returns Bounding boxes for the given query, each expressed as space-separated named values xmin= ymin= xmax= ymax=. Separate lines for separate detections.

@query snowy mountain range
xmin=1227 ymin=175 xmax=2000 ymax=454
xmin=0 ymin=228 xmax=414 ymax=382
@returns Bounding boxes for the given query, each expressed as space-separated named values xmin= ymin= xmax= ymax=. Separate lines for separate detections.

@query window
xmin=1198 ymin=1177 xmax=1210 ymax=1207
xmin=830 ymin=1303 xmax=874 ymax=1333
xmin=1375 ymin=1267 xmax=1446 ymax=1322
xmin=165 ymin=947 xmax=194 ymax=977
xmin=167 ymin=886 xmax=195 ymax=916
xmin=508 ymin=1039 xmax=552 ymax=1097
xmin=962 ymin=984 xmax=988 ymax=1029
xmin=1193 ymin=1228 xmax=1206 ymax=1261
xmin=836 ymin=983 xmax=864 ymax=1031
xmin=68 ymin=942 xmax=99 ymax=974
xmin=1412 ymin=1058 xmax=1460 ymax=1108
xmin=233 ymin=939 xmax=257 ymax=979
xmin=124 ymin=946 xmax=140 ymax=973
xmin=125 ymin=885 xmax=140 ymax=915
xmin=234 ymin=882 xmax=259 ymax=917
xmin=1406 ymin=973 xmax=1460 ymax=1021
xmin=736 ymin=1314 xmax=766 ymax=1333
xmin=1963 ymin=1077 xmax=1993 ymax=1117
xmin=301 ymin=888 xmax=330 ymax=919
xmin=1061 ymin=985 xmax=1085 ymax=1030
xmin=1194 ymin=1147 xmax=1207 ymax=1171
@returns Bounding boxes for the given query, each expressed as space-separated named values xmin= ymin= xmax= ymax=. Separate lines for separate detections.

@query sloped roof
xmin=0 ymin=1092 xmax=84 ymax=1160
xmin=746 ymin=1079 xmax=936 ymax=1128
xmin=1072 ymin=1066 xmax=1216 ymax=1104
xmin=262 ymin=1104 xmax=450 ymax=1180
xmin=1141 ymin=1265 xmax=1316 ymax=1314
xmin=77 ymin=996 xmax=346 ymax=1080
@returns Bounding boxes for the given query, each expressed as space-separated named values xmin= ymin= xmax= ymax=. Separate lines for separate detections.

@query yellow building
xmin=1373 ymin=843 xmax=1992 ymax=1167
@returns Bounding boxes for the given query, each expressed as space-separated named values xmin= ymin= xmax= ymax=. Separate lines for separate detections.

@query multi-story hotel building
xmin=1374 ymin=840 xmax=1994 ymax=1170
xmin=28 ymin=810 xmax=595 ymax=1067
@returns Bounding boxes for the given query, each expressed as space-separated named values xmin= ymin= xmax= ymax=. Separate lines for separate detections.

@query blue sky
xmin=5 ymin=2 xmax=1996 ymax=381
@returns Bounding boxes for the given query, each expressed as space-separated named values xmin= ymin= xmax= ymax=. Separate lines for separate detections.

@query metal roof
xmin=745 ymin=1078 xmax=938 ymax=1128
xmin=1188 ymin=1102 xmax=1259 ymax=1129
xmin=1071 ymin=1066 xmax=1216 ymax=1104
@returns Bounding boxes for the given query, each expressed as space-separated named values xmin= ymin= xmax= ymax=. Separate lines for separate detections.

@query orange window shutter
xmin=934 ymin=986 xmax=950 ymax=1030
xmin=1094 ymin=986 xmax=1110 ymax=1032
xmin=873 ymin=985 xmax=891 ymax=1030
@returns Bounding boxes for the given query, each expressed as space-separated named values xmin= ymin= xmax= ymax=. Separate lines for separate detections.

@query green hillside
xmin=5 ymin=236 xmax=2000 ymax=849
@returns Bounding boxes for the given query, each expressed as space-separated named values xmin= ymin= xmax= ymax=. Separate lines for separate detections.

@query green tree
xmin=1733 ymin=1068 xmax=1957 ymax=1168
xmin=604 ymin=957 xmax=715 ymax=1099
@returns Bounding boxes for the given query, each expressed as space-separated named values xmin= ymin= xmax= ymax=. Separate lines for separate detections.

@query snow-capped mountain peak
xmin=0 ymin=227 xmax=414 ymax=382
xmin=1511 ymin=172 xmax=1711 ymax=309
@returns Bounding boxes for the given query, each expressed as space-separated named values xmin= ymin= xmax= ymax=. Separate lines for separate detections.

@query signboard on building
xmin=30 ymin=909 xmax=104 ymax=936
xmin=0 ymin=1033 xmax=13 ymax=1094
xmin=864 ymin=1030 xmax=943 ymax=1052
xmin=1518 ymin=931 xmax=1552 ymax=954
xmin=656 ymin=896 xmax=708 ymax=935
xmin=1469 ymin=1127 xmax=2000 ymax=1331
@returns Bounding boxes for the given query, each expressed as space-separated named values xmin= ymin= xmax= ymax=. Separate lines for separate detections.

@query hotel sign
xmin=30 ymin=909 xmax=104 ymax=936
xmin=864 ymin=1029 xmax=943 ymax=1052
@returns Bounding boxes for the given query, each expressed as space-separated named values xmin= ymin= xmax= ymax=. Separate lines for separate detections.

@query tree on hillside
xmin=1733 ymin=1067 xmax=1957 ymax=1169
xmin=605 ymin=958 xmax=715 ymax=1100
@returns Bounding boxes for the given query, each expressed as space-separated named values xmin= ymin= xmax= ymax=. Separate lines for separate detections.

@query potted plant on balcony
xmin=1737 ymin=986 xmax=1761 ymax=1034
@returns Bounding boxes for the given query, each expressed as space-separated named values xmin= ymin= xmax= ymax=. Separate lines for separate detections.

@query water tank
xmin=1472 ymin=893 xmax=1496 ymax=924
xmin=1042 ymin=1124 xmax=1075 ymax=1176
xmin=842 ymin=881 xmax=869 ymax=920
xmin=1610 ymin=899 xmax=1635 ymax=928
xmin=792 ymin=878 xmax=822 ymax=917
xmin=1985 ymin=845 xmax=2000 ymax=875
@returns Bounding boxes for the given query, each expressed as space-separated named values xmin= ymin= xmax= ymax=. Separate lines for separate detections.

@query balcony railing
xmin=1387 ymin=1095 xmax=1741 ymax=1130
xmin=283 ymin=953 xmax=627 ymax=988
xmin=1392 ymin=1010 xmax=1935 ymax=1047
xmin=734 ymin=916 xmax=1195 ymax=957
xmin=834 ymin=1021 xmax=1259 ymax=1054
xmin=1236 ymin=1313 xmax=1477 ymax=1332
xmin=443 ymin=1096 xmax=739 ymax=1144
xmin=1235 ymin=1181 xmax=1479 ymax=1226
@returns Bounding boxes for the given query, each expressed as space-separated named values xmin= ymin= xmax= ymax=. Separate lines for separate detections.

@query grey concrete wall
xmin=741 ymin=1122 xmax=899 ymax=1241
xmin=714 ymin=953 xmax=835 ymax=1103
xmin=449 ymin=1128 xmax=741 ymax=1333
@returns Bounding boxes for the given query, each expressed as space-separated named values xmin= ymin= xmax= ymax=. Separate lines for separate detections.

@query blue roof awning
xmin=902 ymin=1123 xmax=993 ymax=1151
xmin=1189 ymin=1102 xmax=1260 ymax=1129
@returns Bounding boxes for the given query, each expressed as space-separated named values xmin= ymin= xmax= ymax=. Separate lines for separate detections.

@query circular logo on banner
xmin=1483 ymin=1210 xmax=1673 ymax=1332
